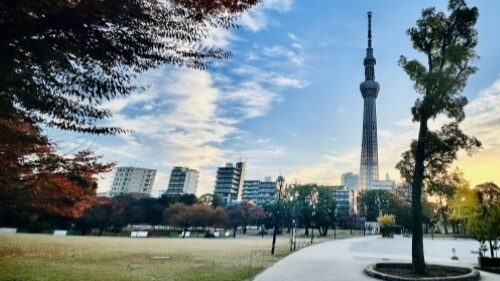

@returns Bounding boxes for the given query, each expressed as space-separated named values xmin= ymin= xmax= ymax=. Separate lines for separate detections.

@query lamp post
xmin=310 ymin=208 xmax=316 ymax=244
xmin=290 ymin=219 xmax=296 ymax=251
xmin=271 ymin=175 xmax=285 ymax=255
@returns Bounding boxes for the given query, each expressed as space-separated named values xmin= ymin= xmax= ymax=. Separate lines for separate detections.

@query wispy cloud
xmin=222 ymin=81 xmax=278 ymax=119
xmin=239 ymin=0 xmax=293 ymax=32
xmin=232 ymin=65 xmax=306 ymax=88
xmin=263 ymin=45 xmax=304 ymax=66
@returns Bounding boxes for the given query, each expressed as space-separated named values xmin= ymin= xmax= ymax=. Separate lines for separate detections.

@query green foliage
xmin=358 ymin=190 xmax=391 ymax=221
xmin=467 ymin=182 xmax=500 ymax=258
xmin=314 ymin=187 xmax=337 ymax=236
xmin=396 ymin=124 xmax=481 ymax=187
xmin=278 ymin=184 xmax=337 ymax=237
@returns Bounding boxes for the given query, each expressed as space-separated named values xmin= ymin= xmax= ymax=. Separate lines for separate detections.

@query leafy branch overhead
xmin=0 ymin=0 xmax=261 ymax=134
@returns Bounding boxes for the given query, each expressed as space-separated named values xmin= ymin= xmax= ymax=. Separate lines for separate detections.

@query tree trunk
xmin=233 ymin=226 xmax=237 ymax=238
xmin=489 ymin=240 xmax=495 ymax=258
xmin=442 ymin=211 xmax=449 ymax=234
xmin=182 ymin=226 xmax=187 ymax=238
xmin=411 ymin=119 xmax=428 ymax=274
xmin=304 ymin=226 xmax=309 ymax=237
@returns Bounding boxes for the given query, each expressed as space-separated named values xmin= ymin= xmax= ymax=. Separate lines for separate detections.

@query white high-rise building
xmin=109 ymin=167 xmax=156 ymax=197
xmin=242 ymin=176 xmax=277 ymax=206
xmin=166 ymin=167 xmax=199 ymax=195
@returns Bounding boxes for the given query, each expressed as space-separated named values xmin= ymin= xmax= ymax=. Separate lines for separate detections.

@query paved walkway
xmin=253 ymin=235 xmax=498 ymax=281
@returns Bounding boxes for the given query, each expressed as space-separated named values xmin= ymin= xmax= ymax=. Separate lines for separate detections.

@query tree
xmin=358 ymin=190 xmax=392 ymax=221
xmin=397 ymin=0 xmax=480 ymax=273
xmin=211 ymin=194 xmax=224 ymax=209
xmin=290 ymin=184 xmax=316 ymax=237
xmin=198 ymin=193 xmax=224 ymax=208
xmin=226 ymin=201 xmax=264 ymax=237
xmin=0 ymin=0 xmax=261 ymax=134
xmin=165 ymin=203 xmax=193 ymax=238
xmin=212 ymin=206 xmax=228 ymax=229
xmin=198 ymin=193 xmax=213 ymax=205
xmin=114 ymin=194 xmax=145 ymax=224
xmin=136 ymin=197 xmax=165 ymax=226
xmin=448 ymin=178 xmax=475 ymax=234
xmin=178 ymin=193 xmax=198 ymax=206
xmin=313 ymin=187 xmax=336 ymax=236
xmin=79 ymin=198 xmax=124 ymax=235
xmin=468 ymin=182 xmax=500 ymax=258
xmin=0 ymin=119 xmax=114 ymax=218
xmin=427 ymin=168 xmax=470 ymax=234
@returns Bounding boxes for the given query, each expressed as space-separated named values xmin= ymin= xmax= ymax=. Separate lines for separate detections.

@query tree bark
xmin=442 ymin=211 xmax=449 ymax=234
xmin=412 ymin=119 xmax=428 ymax=273
xmin=489 ymin=240 xmax=495 ymax=258
xmin=182 ymin=226 xmax=187 ymax=238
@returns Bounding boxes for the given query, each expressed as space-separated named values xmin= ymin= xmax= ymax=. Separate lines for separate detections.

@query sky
xmin=59 ymin=0 xmax=500 ymax=196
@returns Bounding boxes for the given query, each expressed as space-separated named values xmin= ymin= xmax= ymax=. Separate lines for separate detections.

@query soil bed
xmin=365 ymin=263 xmax=480 ymax=281
xmin=376 ymin=266 xmax=464 ymax=278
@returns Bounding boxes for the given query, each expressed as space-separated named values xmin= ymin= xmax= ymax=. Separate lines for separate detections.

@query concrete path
xmin=253 ymin=235 xmax=498 ymax=281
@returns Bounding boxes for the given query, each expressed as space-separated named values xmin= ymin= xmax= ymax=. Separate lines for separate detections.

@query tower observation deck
xmin=359 ymin=11 xmax=380 ymax=190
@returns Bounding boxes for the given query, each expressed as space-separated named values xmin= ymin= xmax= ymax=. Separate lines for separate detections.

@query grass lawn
xmin=0 ymin=233 xmax=295 ymax=281
xmin=0 ymin=229 xmax=363 ymax=281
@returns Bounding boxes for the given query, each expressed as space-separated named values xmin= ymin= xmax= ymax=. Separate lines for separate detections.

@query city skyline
xmin=53 ymin=1 xmax=500 ymax=196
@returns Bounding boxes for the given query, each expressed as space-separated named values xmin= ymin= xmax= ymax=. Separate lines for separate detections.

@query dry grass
xmin=0 ymin=229 xmax=363 ymax=281
xmin=0 ymin=233 xmax=294 ymax=281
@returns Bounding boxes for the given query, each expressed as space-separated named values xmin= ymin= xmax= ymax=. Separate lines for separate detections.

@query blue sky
xmin=63 ymin=0 xmax=500 ymax=195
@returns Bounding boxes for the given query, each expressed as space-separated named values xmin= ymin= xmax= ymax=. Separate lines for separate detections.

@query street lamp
xmin=310 ymin=208 xmax=316 ymax=244
xmin=271 ymin=175 xmax=285 ymax=255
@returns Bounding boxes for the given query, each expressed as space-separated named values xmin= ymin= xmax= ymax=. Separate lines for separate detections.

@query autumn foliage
xmin=0 ymin=119 xmax=114 ymax=218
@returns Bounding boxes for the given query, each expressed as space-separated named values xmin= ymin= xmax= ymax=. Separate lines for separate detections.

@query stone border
xmin=364 ymin=263 xmax=480 ymax=281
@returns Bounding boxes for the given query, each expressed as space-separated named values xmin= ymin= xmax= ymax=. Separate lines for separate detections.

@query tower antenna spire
xmin=367 ymin=11 xmax=372 ymax=48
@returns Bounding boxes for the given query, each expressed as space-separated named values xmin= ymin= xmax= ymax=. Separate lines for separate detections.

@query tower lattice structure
xmin=359 ymin=12 xmax=380 ymax=190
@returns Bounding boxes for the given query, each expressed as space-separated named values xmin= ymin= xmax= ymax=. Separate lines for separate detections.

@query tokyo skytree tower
xmin=359 ymin=12 xmax=380 ymax=190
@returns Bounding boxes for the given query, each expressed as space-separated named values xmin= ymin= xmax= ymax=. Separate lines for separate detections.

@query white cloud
xmin=239 ymin=0 xmax=293 ymax=32
xmin=271 ymin=75 xmax=307 ymax=88
xmin=202 ymin=26 xmax=235 ymax=49
xmin=462 ymin=78 xmax=500 ymax=152
xmin=223 ymin=81 xmax=278 ymax=118
xmin=262 ymin=0 xmax=293 ymax=11
xmin=257 ymin=138 xmax=270 ymax=143
xmin=288 ymin=32 xmax=298 ymax=41
xmin=232 ymin=65 xmax=307 ymax=88
xmin=246 ymin=53 xmax=259 ymax=61
xmin=263 ymin=45 xmax=303 ymax=66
